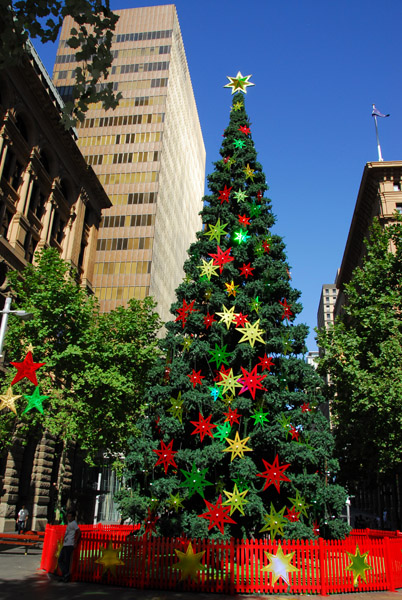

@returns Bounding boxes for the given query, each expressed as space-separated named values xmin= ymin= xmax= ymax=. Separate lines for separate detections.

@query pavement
xmin=1 ymin=544 xmax=402 ymax=600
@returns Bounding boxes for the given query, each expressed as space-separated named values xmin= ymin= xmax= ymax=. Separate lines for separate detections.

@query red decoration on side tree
xmin=239 ymin=263 xmax=255 ymax=279
xmin=187 ymin=369 xmax=205 ymax=388
xmin=208 ymin=246 xmax=234 ymax=273
xmin=233 ymin=312 xmax=249 ymax=327
xmin=289 ymin=425 xmax=299 ymax=441
xmin=256 ymin=454 xmax=291 ymax=492
xmin=190 ymin=413 xmax=217 ymax=442
xmin=313 ymin=520 xmax=320 ymax=536
xmin=238 ymin=214 xmax=251 ymax=227
xmin=214 ymin=365 xmax=231 ymax=382
xmin=175 ymin=299 xmax=198 ymax=328
xmin=238 ymin=125 xmax=251 ymax=135
xmin=238 ymin=365 xmax=267 ymax=400
xmin=198 ymin=494 xmax=236 ymax=534
xmin=223 ymin=156 xmax=231 ymax=163
xmin=257 ymin=190 xmax=263 ymax=201
xmin=218 ymin=185 xmax=232 ymax=204
xmin=10 ymin=351 xmax=45 ymax=386
xmin=163 ymin=366 xmax=171 ymax=382
xmin=257 ymin=353 xmax=274 ymax=371
xmin=204 ymin=313 xmax=216 ymax=329
xmin=262 ymin=240 xmax=270 ymax=253
xmin=153 ymin=440 xmax=178 ymax=473
xmin=285 ymin=507 xmax=300 ymax=522
xmin=223 ymin=406 xmax=241 ymax=426
xmin=144 ymin=509 xmax=159 ymax=534
xmin=301 ymin=402 xmax=311 ymax=413
xmin=279 ymin=298 xmax=293 ymax=321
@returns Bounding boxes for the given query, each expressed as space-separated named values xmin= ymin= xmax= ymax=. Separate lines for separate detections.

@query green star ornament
xmin=213 ymin=421 xmax=232 ymax=442
xmin=167 ymin=392 xmax=184 ymax=423
xmin=233 ymin=189 xmax=248 ymax=203
xmin=180 ymin=463 xmax=213 ymax=498
xmin=224 ymin=71 xmax=255 ymax=94
xmin=346 ymin=546 xmax=373 ymax=586
xmin=204 ymin=218 xmax=229 ymax=244
xmin=223 ymin=483 xmax=249 ymax=515
xmin=233 ymin=138 xmax=246 ymax=149
xmin=248 ymin=202 xmax=263 ymax=218
xmin=223 ymin=156 xmax=235 ymax=171
xmin=22 ymin=386 xmax=49 ymax=415
xmin=282 ymin=331 xmax=293 ymax=355
xmin=259 ymin=503 xmax=287 ymax=538
xmin=288 ymin=490 xmax=310 ymax=518
xmin=249 ymin=296 xmax=261 ymax=314
xmin=182 ymin=337 xmax=192 ymax=352
xmin=208 ymin=343 xmax=233 ymax=368
xmin=236 ymin=319 xmax=265 ymax=347
xmin=233 ymin=229 xmax=250 ymax=244
xmin=252 ymin=408 xmax=269 ymax=427
xmin=168 ymin=493 xmax=185 ymax=513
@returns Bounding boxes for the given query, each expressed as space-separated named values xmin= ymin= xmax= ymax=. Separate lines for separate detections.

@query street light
xmin=0 ymin=297 xmax=33 ymax=359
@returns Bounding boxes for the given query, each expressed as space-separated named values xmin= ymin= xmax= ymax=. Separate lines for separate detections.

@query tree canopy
xmin=0 ymin=0 xmax=121 ymax=123
xmin=0 ymin=248 xmax=162 ymax=463
xmin=316 ymin=218 xmax=402 ymax=481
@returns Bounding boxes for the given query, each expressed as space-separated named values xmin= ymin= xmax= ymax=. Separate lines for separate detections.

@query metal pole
xmin=374 ymin=115 xmax=384 ymax=162
xmin=0 ymin=297 xmax=12 ymax=359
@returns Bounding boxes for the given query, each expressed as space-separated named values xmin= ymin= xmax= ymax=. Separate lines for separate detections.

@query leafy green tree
xmin=0 ymin=0 xmax=121 ymax=123
xmin=0 ymin=248 xmax=162 ymax=462
xmin=117 ymin=89 xmax=348 ymax=540
xmin=317 ymin=218 xmax=402 ymax=482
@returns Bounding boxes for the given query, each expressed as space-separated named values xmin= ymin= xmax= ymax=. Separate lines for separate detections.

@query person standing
xmin=16 ymin=505 xmax=29 ymax=534
xmin=57 ymin=510 xmax=81 ymax=582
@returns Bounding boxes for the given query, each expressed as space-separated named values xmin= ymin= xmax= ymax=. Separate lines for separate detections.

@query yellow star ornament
xmin=262 ymin=543 xmax=299 ymax=585
xmin=0 ymin=387 xmax=22 ymax=414
xmin=346 ymin=546 xmax=373 ymax=586
xmin=223 ymin=483 xmax=249 ymax=515
xmin=223 ymin=431 xmax=252 ymax=461
xmin=197 ymin=259 xmax=219 ymax=280
xmin=224 ymin=71 xmax=255 ymax=94
xmin=216 ymin=304 xmax=236 ymax=329
xmin=216 ymin=367 xmax=242 ymax=396
xmin=95 ymin=541 xmax=124 ymax=576
xmin=172 ymin=541 xmax=206 ymax=581
xmin=236 ymin=319 xmax=265 ymax=347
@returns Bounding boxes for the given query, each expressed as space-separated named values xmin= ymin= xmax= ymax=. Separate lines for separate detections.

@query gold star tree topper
xmin=262 ymin=543 xmax=299 ymax=585
xmin=224 ymin=71 xmax=255 ymax=94
xmin=172 ymin=542 xmax=206 ymax=581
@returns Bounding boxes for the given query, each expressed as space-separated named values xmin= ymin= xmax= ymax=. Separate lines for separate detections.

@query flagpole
xmin=373 ymin=114 xmax=384 ymax=162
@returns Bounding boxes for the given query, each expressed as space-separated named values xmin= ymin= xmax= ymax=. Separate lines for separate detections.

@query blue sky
xmin=33 ymin=0 xmax=402 ymax=350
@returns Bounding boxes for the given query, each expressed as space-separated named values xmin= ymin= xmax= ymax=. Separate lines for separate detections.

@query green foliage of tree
xmin=0 ymin=0 xmax=122 ymax=123
xmin=317 ymin=218 xmax=402 ymax=481
xmin=0 ymin=248 xmax=162 ymax=463
xmin=116 ymin=95 xmax=349 ymax=541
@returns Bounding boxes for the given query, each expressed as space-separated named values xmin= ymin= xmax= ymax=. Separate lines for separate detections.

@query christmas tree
xmin=118 ymin=73 xmax=348 ymax=540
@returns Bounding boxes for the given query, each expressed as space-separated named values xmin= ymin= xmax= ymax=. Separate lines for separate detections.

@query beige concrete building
xmin=317 ymin=283 xmax=337 ymax=331
xmin=53 ymin=5 xmax=205 ymax=323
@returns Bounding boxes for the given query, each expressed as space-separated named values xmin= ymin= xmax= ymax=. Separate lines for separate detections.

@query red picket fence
xmin=40 ymin=525 xmax=402 ymax=595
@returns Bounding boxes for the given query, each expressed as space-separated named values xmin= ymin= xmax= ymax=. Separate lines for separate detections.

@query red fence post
xmin=384 ymin=537 xmax=396 ymax=592
xmin=319 ymin=537 xmax=328 ymax=596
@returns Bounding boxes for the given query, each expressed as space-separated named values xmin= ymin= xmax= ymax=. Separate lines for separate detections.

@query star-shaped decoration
xmin=182 ymin=337 xmax=193 ymax=352
xmin=233 ymin=312 xmax=249 ymax=327
xmin=213 ymin=421 xmax=232 ymax=442
xmin=223 ymin=406 xmax=241 ymax=426
xmin=187 ymin=369 xmax=205 ymax=388
xmin=168 ymin=392 xmax=184 ymax=423
xmin=152 ymin=439 xmax=178 ymax=474
xmin=144 ymin=508 xmax=159 ymax=534
xmin=180 ymin=463 xmax=213 ymax=498
xmin=282 ymin=331 xmax=293 ymax=355
xmin=204 ymin=312 xmax=217 ymax=329
xmin=198 ymin=494 xmax=236 ymax=534
xmin=208 ymin=343 xmax=233 ymax=368
xmin=218 ymin=185 xmax=232 ymax=204
xmin=288 ymin=490 xmax=310 ymax=518
xmin=197 ymin=259 xmax=219 ymax=280
xmin=312 ymin=520 xmax=320 ymax=536
xmin=223 ymin=483 xmax=249 ymax=515
xmin=239 ymin=262 xmax=254 ymax=279
xmin=233 ymin=138 xmax=246 ymax=149
xmin=95 ymin=542 xmax=124 ymax=576
xmin=251 ymin=408 xmax=270 ymax=427
xmin=204 ymin=218 xmax=229 ymax=244
xmin=236 ymin=319 xmax=265 ymax=347
xmin=262 ymin=239 xmax=270 ymax=253
xmin=233 ymin=229 xmax=250 ymax=244
xmin=257 ymin=353 xmax=274 ymax=371
xmin=216 ymin=367 xmax=242 ymax=396
xmin=257 ymin=190 xmax=263 ymax=201
xmin=225 ymin=280 xmax=239 ymax=297
xmin=346 ymin=546 xmax=373 ymax=586
xmin=279 ymin=298 xmax=293 ymax=321
xmin=224 ymin=71 xmax=255 ymax=94
xmin=262 ymin=543 xmax=299 ymax=585
xmin=191 ymin=413 xmax=217 ymax=442
xmin=249 ymin=296 xmax=261 ymax=313
xmin=238 ymin=365 xmax=267 ymax=400
xmin=243 ymin=163 xmax=255 ymax=180
xmin=172 ymin=542 xmax=206 ymax=581
xmin=209 ymin=245 xmax=234 ymax=273
xmin=223 ymin=156 xmax=231 ymax=164
xmin=223 ymin=431 xmax=252 ymax=461
xmin=232 ymin=476 xmax=250 ymax=492
xmin=257 ymin=455 xmax=291 ymax=492
xmin=168 ymin=493 xmax=185 ymax=512
xmin=238 ymin=125 xmax=251 ymax=135
xmin=204 ymin=288 xmax=213 ymax=301
xmin=175 ymin=299 xmax=198 ymax=328
xmin=208 ymin=386 xmax=222 ymax=402
xmin=301 ymin=402 xmax=311 ymax=413
xmin=248 ymin=202 xmax=263 ymax=218
xmin=232 ymin=100 xmax=243 ymax=110
xmin=289 ymin=424 xmax=300 ymax=441
xmin=284 ymin=507 xmax=300 ymax=522
xmin=0 ymin=386 xmax=21 ymax=414
xmin=278 ymin=413 xmax=292 ymax=432
xmin=10 ymin=351 xmax=45 ymax=387
xmin=233 ymin=189 xmax=248 ymax=203
xmin=216 ymin=304 xmax=236 ymax=329
xmin=259 ymin=503 xmax=287 ymax=538
xmin=238 ymin=214 xmax=251 ymax=227
xmin=22 ymin=386 xmax=49 ymax=415
xmin=221 ymin=393 xmax=235 ymax=407
xmin=223 ymin=157 xmax=236 ymax=171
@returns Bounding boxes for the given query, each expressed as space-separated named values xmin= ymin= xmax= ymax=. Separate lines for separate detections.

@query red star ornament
xmin=257 ymin=454 xmax=291 ymax=492
xmin=223 ymin=156 xmax=231 ymax=163
xmin=238 ymin=214 xmax=251 ymax=227
xmin=144 ymin=509 xmax=159 ymax=534
xmin=187 ymin=369 xmax=205 ymax=388
xmin=198 ymin=494 xmax=236 ymax=534
xmin=214 ymin=365 xmax=231 ymax=382
xmin=257 ymin=190 xmax=263 ymax=201
xmin=257 ymin=353 xmax=274 ymax=371
xmin=10 ymin=351 xmax=45 ymax=386
xmin=238 ymin=125 xmax=251 ymax=135
xmin=204 ymin=312 xmax=216 ymax=329
xmin=289 ymin=425 xmax=299 ymax=441
xmin=223 ymin=406 xmax=241 ymax=426
xmin=262 ymin=240 xmax=270 ymax=253
xmin=191 ymin=413 xmax=217 ymax=442
xmin=285 ymin=507 xmax=301 ymax=522
xmin=233 ymin=312 xmax=249 ymax=327
xmin=238 ymin=365 xmax=267 ymax=400
xmin=279 ymin=298 xmax=293 ymax=321
xmin=218 ymin=185 xmax=232 ymax=204
xmin=312 ymin=520 xmax=320 ymax=536
xmin=208 ymin=246 xmax=234 ymax=273
xmin=239 ymin=263 xmax=254 ymax=279
xmin=175 ymin=299 xmax=198 ymax=328
xmin=153 ymin=440 xmax=178 ymax=474
xmin=301 ymin=402 xmax=311 ymax=413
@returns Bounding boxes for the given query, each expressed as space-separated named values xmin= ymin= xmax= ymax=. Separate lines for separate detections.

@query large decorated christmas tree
xmin=119 ymin=73 xmax=348 ymax=540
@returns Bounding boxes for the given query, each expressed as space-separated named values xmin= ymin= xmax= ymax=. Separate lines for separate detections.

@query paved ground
xmin=1 ymin=544 xmax=402 ymax=600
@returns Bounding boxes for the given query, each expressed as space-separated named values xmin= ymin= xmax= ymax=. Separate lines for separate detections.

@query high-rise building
xmin=53 ymin=5 xmax=205 ymax=322
xmin=317 ymin=283 xmax=338 ymax=331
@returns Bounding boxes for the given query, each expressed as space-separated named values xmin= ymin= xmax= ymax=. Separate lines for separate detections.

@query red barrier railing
xmin=40 ymin=525 xmax=402 ymax=594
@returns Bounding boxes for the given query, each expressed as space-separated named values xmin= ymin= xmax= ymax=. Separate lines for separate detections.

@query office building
xmin=53 ymin=5 xmax=205 ymax=322
xmin=317 ymin=283 xmax=338 ymax=331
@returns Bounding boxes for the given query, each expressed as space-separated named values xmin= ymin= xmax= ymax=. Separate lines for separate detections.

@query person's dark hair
xmin=67 ymin=510 xmax=76 ymax=518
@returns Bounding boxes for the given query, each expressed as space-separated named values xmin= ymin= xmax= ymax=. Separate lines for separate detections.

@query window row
xmin=78 ymin=131 xmax=162 ymax=147
xmin=56 ymin=78 xmax=167 ymax=102
xmin=110 ymin=192 xmax=157 ymax=206
xmin=78 ymin=113 xmax=164 ymax=129
xmin=56 ymin=45 xmax=171 ymax=64
xmin=94 ymin=260 xmax=151 ymax=276
xmin=96 ymin=236 xmax=153 ymax=251
xmin=87 ymin=96 xmax=165 ymax=111
xmin=113 ymin=30 xmax=172 ymax=43
xmin=101 ymin=214 xmax=155 ymax=228
xmin=85 ymin=151 xmax=159 ymax=166
xmin=96 ymin=285 xmax=150 ymax=301
xmin=112 ymin=61 xmax=169 ymax=75
xmin=98 ymin=172 xmax=158 ymax=185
